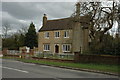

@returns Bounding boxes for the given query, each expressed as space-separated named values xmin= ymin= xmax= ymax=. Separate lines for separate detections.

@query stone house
xmin=38 ymin=3 xmax=90 ymax=54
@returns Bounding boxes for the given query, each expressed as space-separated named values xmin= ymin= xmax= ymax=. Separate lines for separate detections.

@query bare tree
xmin=2 ymin=22 xmax=11 ymax=38
xmin=72 ymin=1 xmax=119 ymax=43
xmin=18 ymin=24 xmax=28 ymax=35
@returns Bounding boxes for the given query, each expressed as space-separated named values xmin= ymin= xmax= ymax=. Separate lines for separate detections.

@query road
xmin=1 ymin=59 xmax=119 ymax=80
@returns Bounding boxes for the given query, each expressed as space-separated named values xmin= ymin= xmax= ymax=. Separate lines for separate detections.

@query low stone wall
xmin=74 ymin=53 xmax=120 ymax=65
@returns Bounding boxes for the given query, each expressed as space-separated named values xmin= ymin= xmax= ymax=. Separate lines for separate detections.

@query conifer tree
xmin=25 ymin=22 xmax=38 ymax=49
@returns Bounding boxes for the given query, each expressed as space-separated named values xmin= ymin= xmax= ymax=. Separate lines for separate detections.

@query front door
xmin=55 ymin=45 xmax=59 ymax=53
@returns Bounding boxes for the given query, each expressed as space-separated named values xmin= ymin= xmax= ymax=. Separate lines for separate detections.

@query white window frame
xmin=54 ymin=31 xmax=60 ymax=38
xmin=64 ymin=31 xmax=69 ymax=38
xmin=43 ymin=44 xmax=50 ymax=51
xmin=62 ymin=44 xmax=71 ymax=52
xmin=44 ymin=32 xmax=49 ymax=38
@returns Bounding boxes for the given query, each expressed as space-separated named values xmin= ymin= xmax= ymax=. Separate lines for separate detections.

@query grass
xmin=2 ymin=56 xmax=119 ymax=74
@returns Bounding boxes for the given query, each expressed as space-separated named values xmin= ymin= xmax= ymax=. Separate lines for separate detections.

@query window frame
xmin=44 ymin=32 xmax=49 ymax=38
xmin=54 ymin=31 xmax=60 ymax=38
xmin=62 ymin=44 xmax=71 ymax=52
xmin=64 ymin=31 xmax=69 ymax=38
xmin=43 ymin=44 xmax=50 ymax=51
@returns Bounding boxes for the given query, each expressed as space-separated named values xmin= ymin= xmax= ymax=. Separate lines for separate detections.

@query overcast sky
xmin=1 ymin=1 xmax=119 ymax=35
xmin=1 ymin=2 xmax=76 ymax=34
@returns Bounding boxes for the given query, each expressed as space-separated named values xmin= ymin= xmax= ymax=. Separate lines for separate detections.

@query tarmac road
xmin=1 ymin=59 xmax=119 ymax=80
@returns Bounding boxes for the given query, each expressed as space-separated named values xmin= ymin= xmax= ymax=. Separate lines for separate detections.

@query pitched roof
xmin=39 ymin=16 xmax=90 ymax=32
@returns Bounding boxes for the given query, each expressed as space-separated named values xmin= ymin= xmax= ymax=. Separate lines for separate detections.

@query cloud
xmin=2 ymin=11 xmax=29 ymax=32
xmin=2 ymin=2 xmax=75 ymax=34
xmin=2 ymin=2 xmax=41 ymax=20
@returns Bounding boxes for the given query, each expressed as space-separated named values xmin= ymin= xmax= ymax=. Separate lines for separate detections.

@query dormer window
xmin=64 ymin=31 xmax=69 ymax=38
xmin=44 ymin=32 xmax=49 ymax=38
xmin=55 ymin=31 xmax=60 ymax=38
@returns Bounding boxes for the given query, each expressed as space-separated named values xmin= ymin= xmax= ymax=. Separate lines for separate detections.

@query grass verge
xmin=2 ymin=56 xmax=119 ymax=74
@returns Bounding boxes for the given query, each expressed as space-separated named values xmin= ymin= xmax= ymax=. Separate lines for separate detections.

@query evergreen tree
xmin=25 ymin=22 xmax=38 ymax=49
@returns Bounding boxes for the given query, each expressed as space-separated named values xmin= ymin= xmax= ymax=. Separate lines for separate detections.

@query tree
xmin=25 ymin=22 xmax=38 ymax=49
xmin=18 ymin=24 xmax=28 ymax=35
xmin=2 ymin=24 xmax=28 ymax=50
xmin=71 ymin=1 xmax=120 ymax=54
xmin=71 ymin=2 xmax=119 ymax=43
xmin=2 ymin=21 xmax=11 ymax=38
xmin=2 ymin=36 xmax=17 ymax=50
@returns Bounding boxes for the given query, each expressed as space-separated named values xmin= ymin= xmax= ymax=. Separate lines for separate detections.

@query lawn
xmin=2 ymin=57 xmax=119 ymax=74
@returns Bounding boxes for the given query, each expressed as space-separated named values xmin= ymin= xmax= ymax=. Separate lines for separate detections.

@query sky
xmin=1 ymin=2 xmax=76 ymax=34
xmin=1 ymin=0 xmax=119 ymax=35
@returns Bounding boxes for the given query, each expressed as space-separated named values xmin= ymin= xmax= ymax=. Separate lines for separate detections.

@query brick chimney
xmin=43 ymin=14 xmax=47 ymax=27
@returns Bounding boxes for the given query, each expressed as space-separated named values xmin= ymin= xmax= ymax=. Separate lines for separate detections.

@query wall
xmin=82 ymin=29 xmax=89 ymax=52
xmin=72 ymin=22 xmax=82 ymax=53
xmin=38 ymin=29 xmax=73 ymax=54
xmin=74 ymin=53 xmax=120 ymax=65
xmin=72 ymin=22 xmax=89 ymax=53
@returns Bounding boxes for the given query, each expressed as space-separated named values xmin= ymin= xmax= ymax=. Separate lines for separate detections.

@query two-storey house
xmin=38 ymin=3 xmax=90 ymax=54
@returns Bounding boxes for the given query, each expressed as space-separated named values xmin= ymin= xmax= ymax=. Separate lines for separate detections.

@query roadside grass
xmin=2 ymin=56 xmax=119 ymax=74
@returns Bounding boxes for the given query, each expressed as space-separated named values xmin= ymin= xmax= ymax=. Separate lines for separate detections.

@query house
xmin=38 ymin=3 xmax=90 ymax=54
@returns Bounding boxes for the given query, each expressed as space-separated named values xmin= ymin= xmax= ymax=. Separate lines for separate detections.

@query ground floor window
xmin=43 ymin=44 xmax=50 ymax=51
xmin=62 ymin=44 xmax=71 ymax=52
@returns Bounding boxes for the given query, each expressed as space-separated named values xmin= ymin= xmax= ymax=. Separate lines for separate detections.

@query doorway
xmin=55 ymin=45 xmax=59 ymax=53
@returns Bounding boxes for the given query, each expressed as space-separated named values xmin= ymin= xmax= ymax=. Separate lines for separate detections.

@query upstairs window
xmin=43 ymin=44 xmax=50 ymax=51
xmin=62 ymin=44 xmax=71 ymax=52
xmin=44 ymin=32 xmax=49 ymax=38
xmin=64 ymin=31 xmax=69 ymax=38
xmin=55 ymin=31 xmax=60 ymax=38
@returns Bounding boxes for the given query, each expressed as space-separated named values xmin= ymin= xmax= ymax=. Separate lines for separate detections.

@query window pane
xmin=62 ymin=44 xmax=71 ymax=52
xmin=63 ymin=45 xmax=65 ymax=51
xmin=48 ymin=45 xmax=50 ymax=50
xmin=47 ymin=32 xmax=49 ymax=37
xmin=64 ymin=31 xmax=69 ymax=38
xmin=55 ymin=32 xmax=57 ymax=37
xmin=64 ymin=32 xmax=66 ymax=37
xmin=58 ymin=32 xmax=59 ymax=37
xmin=68 ymin=45 xmax=70 ymax=51
xmin=45 ymin=32 xmax=49 ymax=38
xmin=55 ymin=32 xmax=60 ymax=37
xmin=44 ymin=44 xmax=50 ymax=50
xmin=66 ymin=45 xmax=67 ymax=51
